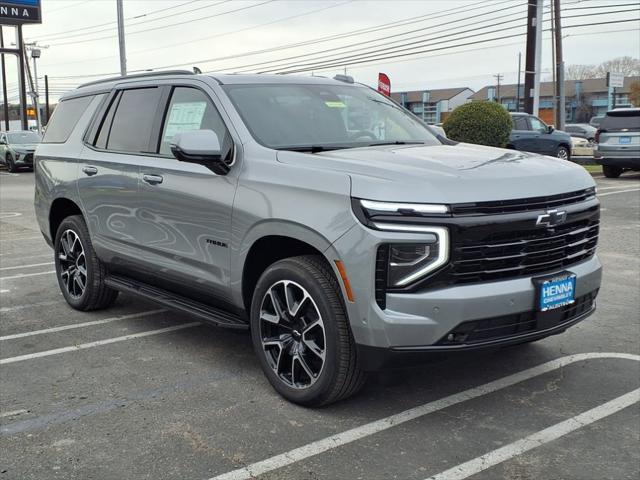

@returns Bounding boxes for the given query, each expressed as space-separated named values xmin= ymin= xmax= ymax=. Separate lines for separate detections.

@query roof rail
xmin=77 ymin=70 xmax=195 ymax=89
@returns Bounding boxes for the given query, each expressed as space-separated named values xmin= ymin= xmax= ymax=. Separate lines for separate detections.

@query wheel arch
xmin=49 ymin=197 xmax=83 ymax=241
xmin=236 ymin=221 xmax=345 ymax=314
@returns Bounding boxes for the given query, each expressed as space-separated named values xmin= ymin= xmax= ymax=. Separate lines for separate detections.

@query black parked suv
xmin=509 ymin=112 xmax=572 ymax=160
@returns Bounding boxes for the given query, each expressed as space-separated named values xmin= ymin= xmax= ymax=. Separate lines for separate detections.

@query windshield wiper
xmin=366 ymin=141 xmax=426 ymax=147
xmin=277 ymin=145 xmax=353 ymax=153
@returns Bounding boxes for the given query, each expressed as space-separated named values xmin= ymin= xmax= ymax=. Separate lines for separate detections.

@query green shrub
xmin=443 ymin=101 xmax=512 ymax=148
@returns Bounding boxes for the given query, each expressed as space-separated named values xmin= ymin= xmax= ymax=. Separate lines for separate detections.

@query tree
xmin=594 ymin=57 xmax=640 ymax=77
xmin=443 ymin=102 xmax=512 ymax=148
xmin=565 ymin=57 xmax=640 ymax=80
xmin=630 ymin=81 xmax=640 ymax=107
xmin=565 ymin=64 xmax=597 ymax=80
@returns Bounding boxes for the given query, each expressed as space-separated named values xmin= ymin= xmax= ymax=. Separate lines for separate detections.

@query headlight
xmin=375 ymin=224 xmax=449 ymax=287
xmin=360 ymin=199 xmax=448 ymax=215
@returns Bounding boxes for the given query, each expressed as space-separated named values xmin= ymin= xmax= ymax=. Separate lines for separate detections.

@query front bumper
xmin=331 ymin=220 xmax=602 ymax=369
xmin=13 ymin=152 xmax=34 ymax=166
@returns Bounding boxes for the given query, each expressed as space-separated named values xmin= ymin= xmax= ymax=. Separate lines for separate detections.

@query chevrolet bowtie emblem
xmin=536 ymin=209 xmax=567 ymax=228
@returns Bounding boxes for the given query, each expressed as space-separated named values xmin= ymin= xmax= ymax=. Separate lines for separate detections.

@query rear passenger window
xmin=159 ymin=87 xmax=232 ymax=160
xmin=42 ymin=95 xmax=95 ymax=143
xmin=106 ymin=87 xmax=161 ymax=152
xmin=512 ymin=116 xmax=529 ymax=130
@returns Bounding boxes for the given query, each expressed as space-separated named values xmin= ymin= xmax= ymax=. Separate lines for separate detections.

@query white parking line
xmin=0 ymin=409 xmax=28 ymax=418
xmin=0 ymin=270 xmax=55 ymax=281
xmin=0 ymin=236 xmax=44 ymax=241
xmin=0 ymin=299 xmax=61 ymax=313
xmin=0 ymin=309 xmax=166 ymax=341
xmin=598 ymin=188 xmax=640 ymax=197
xmin=0 ymin=212 xmax=22 ymax=218
xmin=0 ymin=261 xmax=54 ymax=271
xmin=427 ymin=388 xmax=640 ymax=480
xmin=209 ymin=352 xmax=639 ymax=480
xmin=0 ymin=321 xmax=201 ymax=365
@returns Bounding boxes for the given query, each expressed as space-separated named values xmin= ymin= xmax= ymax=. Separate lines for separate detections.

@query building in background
xmin=471 ymin=76 xmax=639 ymax=124
xmin=391 ymin=87 xmax=474 ymax=124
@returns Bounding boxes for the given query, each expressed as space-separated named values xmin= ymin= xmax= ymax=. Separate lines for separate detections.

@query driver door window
xmin=529 ymin=117 xmax=547 ymax=133
xmin=159 ymin=87 xmax=232 ymax=161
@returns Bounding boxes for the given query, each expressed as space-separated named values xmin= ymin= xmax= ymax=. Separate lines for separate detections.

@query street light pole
xmin=117 ymin=0 xmax=127 ymax=76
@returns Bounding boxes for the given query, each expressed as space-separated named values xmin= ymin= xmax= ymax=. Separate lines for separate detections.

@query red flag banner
xmin=378 ymin=73 xmax=391 ymax=96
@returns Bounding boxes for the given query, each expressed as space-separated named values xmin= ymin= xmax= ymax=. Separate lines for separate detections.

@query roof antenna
xmin=193 ymin=66 xmax=202 ymax=74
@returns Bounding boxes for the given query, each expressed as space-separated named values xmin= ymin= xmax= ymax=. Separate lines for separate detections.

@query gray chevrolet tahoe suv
xmin=35 ymin=71 xmax=602 ymax=406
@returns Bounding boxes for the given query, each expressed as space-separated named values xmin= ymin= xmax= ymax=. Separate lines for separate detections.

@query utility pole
xmin=523 ymin=0 xmax=537 ymax=114
xmin=117 ymin=0 xmax=127 ymax=76
xmin=516 ymin=52 xmax=522 ymax=112
xmin=0 ymin=26 xmax=9 ymax=131
xmin=533 ymin=0 xmax=544 ymax=116
xmin=44 ymin=74 xmax=49 ymax=125
xmin=23 ymin=46 xmax=40 ymax=133
xmin=494 ymin=74 xmax=504 ymax=104
xmin=554 ymin=0 xmax=565 ymax=129
xmin=17 ymin=25 xmax=28 ymax=130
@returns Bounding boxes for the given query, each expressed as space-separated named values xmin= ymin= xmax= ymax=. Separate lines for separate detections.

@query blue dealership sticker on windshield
xmin=538 ymin=273 xmax=576 ymax=311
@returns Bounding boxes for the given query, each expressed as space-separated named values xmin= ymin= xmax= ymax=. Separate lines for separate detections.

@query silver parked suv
xmin=594 ymin=108 xmax=640 ymax=178
xmin=35 ymin=71 xmax=602 ymax=405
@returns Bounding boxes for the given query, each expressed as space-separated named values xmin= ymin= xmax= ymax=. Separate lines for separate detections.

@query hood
xmin=276 ymin=143 xmax=595 ymax=204
xmin=11 ymin=143 xmax=39 ymax=152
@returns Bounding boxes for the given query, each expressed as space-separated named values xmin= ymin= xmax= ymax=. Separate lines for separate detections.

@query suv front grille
xmin=450 ymin=188 xmax=595 ymax=216
xmin=450 ymin=217 xmax=599 ymax=284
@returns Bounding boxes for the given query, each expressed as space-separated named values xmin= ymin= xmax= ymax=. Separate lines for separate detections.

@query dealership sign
xmin=0 ymin=0 xmax=41 ymax=25
xmin=606 ymin=72 xmax=624 ymax=89
xmin=378 ymin=72 xmax=391 ymax=97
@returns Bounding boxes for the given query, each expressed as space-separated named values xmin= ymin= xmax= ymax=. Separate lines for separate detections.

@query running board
xmin=105 ymin=275 xmax=248 ymax=329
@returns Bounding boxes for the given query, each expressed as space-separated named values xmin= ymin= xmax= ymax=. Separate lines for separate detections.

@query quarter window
xmin=42 ymin=95 xmax=95 ymax=143
xmin=159 ymin=87 xmax=232 ymax=159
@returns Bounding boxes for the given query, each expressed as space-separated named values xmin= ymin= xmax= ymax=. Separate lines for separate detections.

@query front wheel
xmin=6 ymin=154 xmax=17 ymax=173
xmin=602 ymin=165 xmax=623 ymax=178
xmin=556 ymin=146 xmax=570 ymax=160
xmin=251 ymin=255 xmax=364 ymax=406
xmin=54 ymin=215 xmax=118 ymax=311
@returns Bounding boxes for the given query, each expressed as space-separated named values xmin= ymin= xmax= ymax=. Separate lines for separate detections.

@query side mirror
xmin=170 ymin=129 xmax=230 ymax=175
xmin=547 ymin=125 xmax=555 ymax=133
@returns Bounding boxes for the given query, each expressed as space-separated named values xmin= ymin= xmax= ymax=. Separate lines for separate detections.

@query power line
xmin=225 ymin=2 xmax=528 ymax=73
xmin=34 ymin=1 xmax=228 ymax=42
xmin=28 ymin=25 xmax=640 ymax=99
xmin=271 ymin=17 xmax=639 ymax=75
xmin=231 ymin=8 xmax=636 ymax=75
xmin=47 ymin=0 xmax=277 ymax=47
xmin=32 ymin=0 xmax=201 ymax=40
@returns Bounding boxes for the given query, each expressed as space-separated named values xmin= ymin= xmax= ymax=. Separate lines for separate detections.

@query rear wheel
xmin=6 ymin=154 xmax=17 ymax=173
xmin=556 ymin=146 xmax=570 ymax=160
xmin=54 ymin=215 xmax=118 ymax=311
xmin=251 ymin=255 xmax=364 ymax=406
xmin=602 ymin=165 xmax=623 ymax=178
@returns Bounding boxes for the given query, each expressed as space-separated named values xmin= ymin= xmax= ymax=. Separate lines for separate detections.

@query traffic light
xmin=27 ymin=108 xmax=36 ymax=117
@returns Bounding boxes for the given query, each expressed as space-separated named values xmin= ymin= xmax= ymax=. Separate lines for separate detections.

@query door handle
xmin=82 ymin=166 xmax=98 ymax=176
xmin=142 ymin=173 xmax=164 ymax=185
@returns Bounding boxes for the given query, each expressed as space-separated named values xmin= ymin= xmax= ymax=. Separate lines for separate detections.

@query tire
xmin=250 ymin=255 xmax=365 ymax=406
xmin=6 ymin=154 xmax=17 ymax=173
xmin=54 ymin=215 xmax=118 ymax=311
xmin=556 ymin=146 xmax=570 ymax=160
xmin=602 ymin=165 xmax=623 ymax=178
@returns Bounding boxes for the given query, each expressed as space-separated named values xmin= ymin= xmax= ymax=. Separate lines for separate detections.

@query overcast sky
xmin=1 ymin=0 xmax=639 ymax=102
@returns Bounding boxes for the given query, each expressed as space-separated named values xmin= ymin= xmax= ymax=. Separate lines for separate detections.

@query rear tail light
xmin=594 ymin=129 xmax=601 ymax=143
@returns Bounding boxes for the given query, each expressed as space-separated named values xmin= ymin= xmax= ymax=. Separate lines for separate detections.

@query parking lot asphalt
xmin=0 ymin=169 xmax=639 ymax=480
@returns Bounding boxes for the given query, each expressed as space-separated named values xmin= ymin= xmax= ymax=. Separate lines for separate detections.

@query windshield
xmin=7 ymin=131 xmax=41 ymax=144
xmin=222 ymin=83 xmax=440 ymax=150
